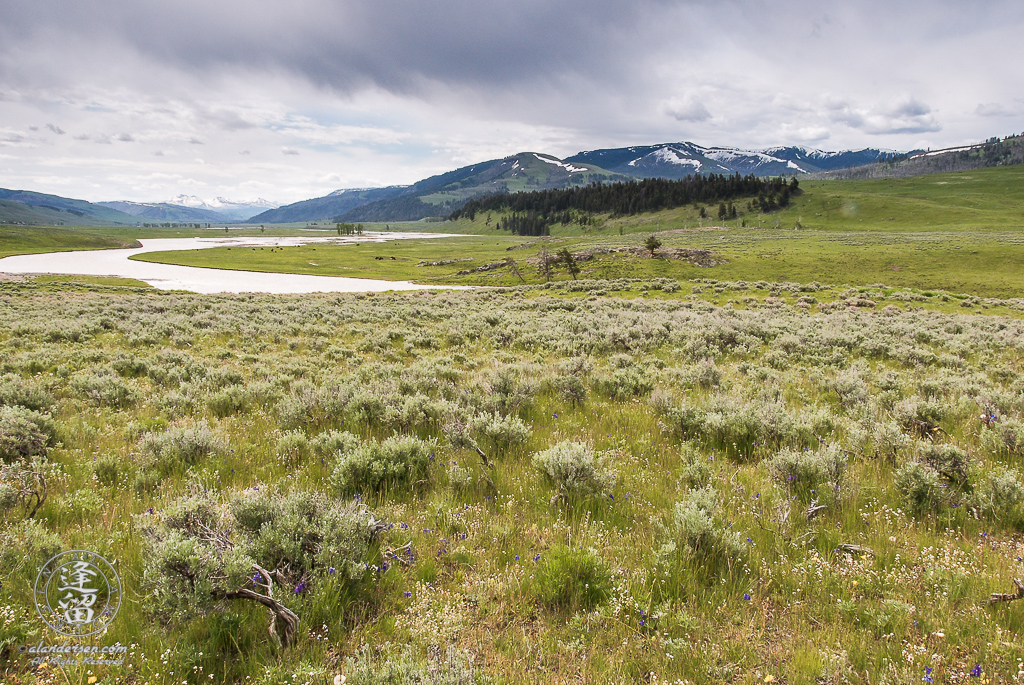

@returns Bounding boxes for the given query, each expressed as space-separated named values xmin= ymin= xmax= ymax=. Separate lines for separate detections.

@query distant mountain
xmin=336 ymin=152 xmax=629 ymax=223
xmin=259 ymin=145 xmax=911 ymax=224
xmin=246 ymin=186 xmax=407 ymax=224
xmin=97 ymin=201 xmax=225 ymax=223
xmin=168 ymin=195 xmax=279 ymax=221
xmin=807 ymin=135 xmax=1024 ymax=180
xmin=565 ymin=143 xmax=904 ymax=179
xmin=0 ymin=189 xmax=138 ymax=226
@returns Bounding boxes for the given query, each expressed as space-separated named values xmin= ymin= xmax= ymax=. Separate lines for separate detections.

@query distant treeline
xmin=450 ymin=174 xmax=798 ymax=235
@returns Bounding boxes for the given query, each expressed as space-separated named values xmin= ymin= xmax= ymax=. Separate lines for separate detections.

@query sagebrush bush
xmin=138 ymin=486 xmax=381 ymax=646
xmin=484 ymin=366 xmax=538 ymax=415
xmin=532 ymin=545 xmax=612 ymax=611
xmin=311 ymin=430 xmax=361 ymax=458
xmin=471 ymin=412 xmax=532 ymax=450
xmin=332 ymin=435 xmax=436 ymax=495
xmin=767 ymin=443 xmax=849 ymax=504
xmin=276 ymin=430 xmax=310 ymax=466
xmin=593 ymin=366 xmax=655 ymax=399
xmin=278 ymin=380 xmax=349 ymax=430
xmin=71 ymin=372 xmax=138 ymax=408
xmin=533 ymin=440 xmax=615 ymax=499
xmin=0 ymin=406 xmax=54 ymax=463
xmin=552 ymin=374 xmax=588 ymax=406
xmin=206 ymin=386 xmax=250 ymax=417
xmin=137 ymin=421 xmax=228 ymax=474
xmin=678 ymin=442 xmax=714 ymax=488
xmin=0 ymin=518 xmax=63 ymax=571
xmin=0 ymin=374 xmax=53 ymax=411
xmin=981 ymin=417 xmax=1024 ymax=455
xmin=661 ymin=487 xmax=745 ymax=576
xmin=894 ymin=461 xmax=944 ymax=513
xmin=969 ymin=465 xmax=1024 ymax=521
xmin=918 ymin=442 xmax=970 ymax=486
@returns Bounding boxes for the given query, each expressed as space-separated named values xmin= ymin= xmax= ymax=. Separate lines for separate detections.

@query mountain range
xmin=246 ymin=144 xmax=904 ymax=224
xmin=0 ymin=141 xmax=918 ymax=227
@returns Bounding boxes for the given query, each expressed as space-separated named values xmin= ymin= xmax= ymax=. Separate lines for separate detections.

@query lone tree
xmin=138 ymin=486 xmax=384 ymax=648
xmin=644 ymin=235 xmax=662 ymax=257
xmin=557 ymin=248 xmax=580 ymax=280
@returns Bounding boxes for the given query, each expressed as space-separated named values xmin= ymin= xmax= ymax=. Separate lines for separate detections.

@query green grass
xmin=127 ymin=166 xmax=1024 ymax=299
xmin=2 ymin=285 xmax=1024 ymax=683
xmin=0 ymin=226 xmax=143 ymax=258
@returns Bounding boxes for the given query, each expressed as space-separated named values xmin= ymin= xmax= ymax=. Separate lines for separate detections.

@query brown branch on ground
xmin=385 ymin=542 xmax=414 ymax=567
xmin=805 ymin=500 xmax=828 ymax=521
xmin=987 ymin=579 xmax=1024 ymax=606
xmin=836 ymin=543 xmax=874 ymax=556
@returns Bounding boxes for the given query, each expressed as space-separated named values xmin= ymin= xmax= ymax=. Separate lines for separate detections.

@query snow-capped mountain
xmin=566 ymin=143 xmax=905 ymax=179
xmin=96 ymin=200 xmax=226 ymax=222
xmin=166 ymin=195 xmax=279 ymax=221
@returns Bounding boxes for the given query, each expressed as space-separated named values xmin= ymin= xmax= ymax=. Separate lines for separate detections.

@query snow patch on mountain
xmin=534 ymin=154 xmax=588 ymax=173
xmin=630 ymin=148 xmax=702 ymax=169
xmin=168 ymin=194 xmax=278 ymax=211
xmin=702 ymin=147 xmax=781 ymax=165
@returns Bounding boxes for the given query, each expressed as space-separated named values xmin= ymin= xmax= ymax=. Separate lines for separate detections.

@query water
xmin=0 ymin=233 xmax=476 ymax=294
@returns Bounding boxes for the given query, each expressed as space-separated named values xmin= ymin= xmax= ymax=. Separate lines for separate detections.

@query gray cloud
xmin=976 ymin=102 xmax=1023 ymax=118
xmin=0 ymin=0 xmax=672 ymax=97
xmin=117 ymin=132 xmax=134 ymax=142
xmin=827 ymin=96 xmax=941 ymax=135
xmin=1 ymin=0 xmax=1022 ymax=202
xmin=665 ymin=96 xmax=712 ymax=123
xmin=46 ymin=123 xmax=65 ymax=134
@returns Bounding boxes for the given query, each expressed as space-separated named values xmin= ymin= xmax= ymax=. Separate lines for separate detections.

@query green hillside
xmin=337 ymin=152 xmax=628 ymax=222
xmin=0 ymin=190 xmax=140 ymax=226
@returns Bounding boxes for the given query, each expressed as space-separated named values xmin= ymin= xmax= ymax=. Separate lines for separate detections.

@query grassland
xmin=1 ymin=282 xmax=1024 ymax=684
xmin=1 ymin=167 xmax=1024 ymax=685
xmin=128 ymin=166 xmax=1024 ymax=299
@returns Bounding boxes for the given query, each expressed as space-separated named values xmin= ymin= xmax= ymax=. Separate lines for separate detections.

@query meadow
xmin=1 ymin=276 xmax=1024 ymax=684
xmin=129 ymin=166 xmax=1024 ymax=299
xmin=2 ymin=166 xmax=1024 ymax=684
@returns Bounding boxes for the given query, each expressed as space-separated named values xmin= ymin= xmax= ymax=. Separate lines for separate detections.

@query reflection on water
xmin=0 ymin=233 xmax=475 ymax=294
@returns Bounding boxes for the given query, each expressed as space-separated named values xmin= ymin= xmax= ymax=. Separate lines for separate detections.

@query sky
xmin=1 ymin=0 xmax=1023 ymax=206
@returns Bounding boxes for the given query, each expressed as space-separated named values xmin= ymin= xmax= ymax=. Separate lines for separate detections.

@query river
xmin=0 ymin=233 xmax=475 ymax=294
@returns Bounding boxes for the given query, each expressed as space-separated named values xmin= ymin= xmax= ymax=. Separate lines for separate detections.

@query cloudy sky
xmin=1 ymin=0 xmax=1022 ymax=205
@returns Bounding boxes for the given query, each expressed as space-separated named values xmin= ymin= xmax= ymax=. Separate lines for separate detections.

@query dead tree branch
xmin=988 ymin=579 xmax=1024 ymax=606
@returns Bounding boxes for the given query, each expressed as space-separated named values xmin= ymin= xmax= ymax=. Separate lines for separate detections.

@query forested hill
xmin=450 ymin=173 xmax=798 ymax=223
